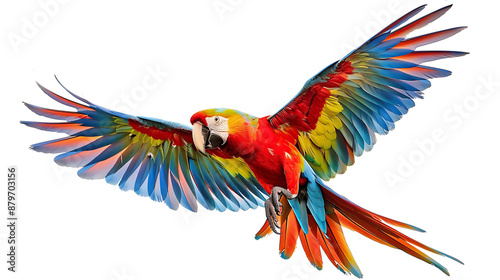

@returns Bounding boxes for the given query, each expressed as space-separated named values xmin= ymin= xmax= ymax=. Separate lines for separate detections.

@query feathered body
xmin=22 ymin=4 xmax=467 ymax=277
xmin=192 ymin=110 xmax=303 ymax=195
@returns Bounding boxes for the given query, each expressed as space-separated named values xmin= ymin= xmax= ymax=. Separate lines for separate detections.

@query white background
xmin=1 ymin=1 xmax=499 ymax=280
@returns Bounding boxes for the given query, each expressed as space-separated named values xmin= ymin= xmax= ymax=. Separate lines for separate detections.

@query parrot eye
xmin=214 ymin=116 xmax=220 ymax=123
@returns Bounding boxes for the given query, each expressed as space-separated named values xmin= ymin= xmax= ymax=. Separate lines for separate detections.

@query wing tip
xmin=411 ymin=4 xmax=427 ymax=15
xmin=20 ymin=121 xmax=47 ymax=132
xmin=22 ymin=101 xmax=37 ymax=113
xmin=35 ymin=81 xmax=49 ymax=94
xmin=54 ymin=75 xmax=91 ymax=104
xmin=417 ymin=4 xmax=427 ymax=10
xmin=28 ymin=143 xmax=43 ymax=152
xmin=441 ymin=3 xmax=453 ymax=11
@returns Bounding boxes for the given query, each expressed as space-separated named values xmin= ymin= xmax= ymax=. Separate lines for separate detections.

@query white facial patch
xmin=206 ymin=116 xmax=229 ymax=145
xmin=206 ymin=116 xmax=229 ymax=131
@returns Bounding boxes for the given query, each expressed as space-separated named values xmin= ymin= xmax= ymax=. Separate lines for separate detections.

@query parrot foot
xmin=265 ymin=187 xmax=296 ymax=235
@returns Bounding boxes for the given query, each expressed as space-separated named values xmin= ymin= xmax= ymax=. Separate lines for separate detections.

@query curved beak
xmin=192 ymin=121 xmax=227 ymax=155
xmin=193 ymin=122 xmax=208 ymax=155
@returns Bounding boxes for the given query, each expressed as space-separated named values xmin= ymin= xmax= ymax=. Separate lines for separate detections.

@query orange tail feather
xmin=255 ymin=187 xmax=461 ymax=277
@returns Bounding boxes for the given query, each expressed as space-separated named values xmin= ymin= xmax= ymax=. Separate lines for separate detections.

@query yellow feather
xmin=325 ymin=97 xmax=343 ymax=112
xmin=311 ymin=161 xmax=331 ymax=181
xmin=309 ymin=132 xmax=331 ymax=150
xmin=141 ymin=134 xmax=151 ymax=144
xmin=152 ymin=138 xmax=163 ymax=147
xmin=131 ymin=133 xmax=141 ymax=144
xmin=298 ymin=135 xmax=314 ymax=164
xmin=331 ymin=116 xmax=343 ymax=130
xmin=325 ymin=122 xmax=336 ymax=135
xmin=116 ymin=125 xmax=133 ymax=133
xmin=213 ymin=156 xmax=253 ymax=179
xmin=324 ymin=149 xmax=338 ymax=175
xmin=304 ymin=137 xmax=323 ymax=166
xmin=113 ymin=117 xmax=128 ymax=125
xmin=314 ymin=122 xmax=326 ymax=135
xmin=324 ymin=132 xmax=335 ymax=141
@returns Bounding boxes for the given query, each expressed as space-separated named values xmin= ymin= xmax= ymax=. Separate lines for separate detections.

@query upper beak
xmin=193 ymin=122 xmax=208 ymax=155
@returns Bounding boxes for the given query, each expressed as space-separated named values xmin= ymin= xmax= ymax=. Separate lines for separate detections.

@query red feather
xmin=269 ymin=61 xmax=352 ymax=131
xmin=298 ymin=219 xmax=323 ymax=270
xmin=129 ymin=119 xmax=192 ymax=145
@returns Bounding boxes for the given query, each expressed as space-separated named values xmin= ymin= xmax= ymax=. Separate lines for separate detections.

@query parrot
xmin=22 ymin=4 xmax=467 ymax=277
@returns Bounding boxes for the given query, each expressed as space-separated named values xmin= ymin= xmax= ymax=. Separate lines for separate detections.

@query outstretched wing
xmin=268 ymin=5 xmax=467 ymax=180
xmin=22 ymin=82 xmax=268 ymax=212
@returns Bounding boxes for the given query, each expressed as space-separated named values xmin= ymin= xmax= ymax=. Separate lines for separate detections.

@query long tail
xmin=255 ymin=184 xmax=462 ymax=277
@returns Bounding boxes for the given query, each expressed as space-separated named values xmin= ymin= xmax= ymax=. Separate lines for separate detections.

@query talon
xmin=264 ymin=186 xmax=296 ymax=235
xmin=276 ymin=201 xmax=283 ymax=216
xmin=265 ymin=200 xmax=280 ymax=234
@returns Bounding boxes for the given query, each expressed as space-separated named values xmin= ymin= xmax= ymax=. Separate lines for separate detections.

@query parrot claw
xmin=265 ymin=187 xmax=295 ymax=235
xmin=265 ymin=200 xmax=281 ymax=234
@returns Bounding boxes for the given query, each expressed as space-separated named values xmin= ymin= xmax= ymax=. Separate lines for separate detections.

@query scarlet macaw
xmin=22 ymin=4 xmax=467 ymax=277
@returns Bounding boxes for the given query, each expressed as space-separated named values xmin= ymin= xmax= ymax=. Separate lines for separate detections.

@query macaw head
xmin=190 ymin=108 xmax=255 ymax=155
